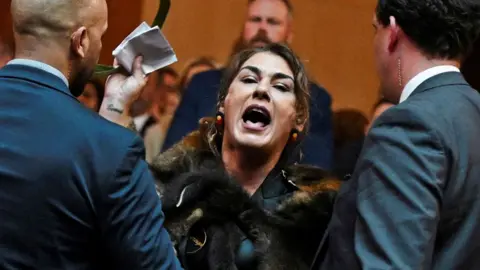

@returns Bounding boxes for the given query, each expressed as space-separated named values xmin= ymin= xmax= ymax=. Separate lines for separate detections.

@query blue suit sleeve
xmin=99 ymin=136 xmax=182 ymax=270
xmin=300 ymin=84 xmax=333 ymax=169
xmin=353 ymin=106 xmax=445 ymax=269
xmin=161 ymin=74 xmax=205 ymax=152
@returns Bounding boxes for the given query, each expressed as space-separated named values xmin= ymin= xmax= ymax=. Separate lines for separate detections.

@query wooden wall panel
xmin=101 ymin=0 xmax=143 ymax=64
xmin=1 ymin=0 xmax=477 ymax=110
xmin=0 ymin=0 xmax=14 ymax=48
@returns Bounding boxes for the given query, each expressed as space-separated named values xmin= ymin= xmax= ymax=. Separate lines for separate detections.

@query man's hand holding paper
xmin=112 ymin=21 xmax=177 ymax=75
xmin=100 ymin=21 xmax=178 ymax=128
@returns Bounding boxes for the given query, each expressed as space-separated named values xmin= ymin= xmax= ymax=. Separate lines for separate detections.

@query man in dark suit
xmin=162 ymin=0 xmax=333 ymax=169
xmin=0 ymin=0 xmax=180 ymax=269
xmin=314 ymin=0 xmax=480 ymax=269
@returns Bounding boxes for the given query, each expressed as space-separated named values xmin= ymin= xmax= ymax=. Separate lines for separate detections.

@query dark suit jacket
xmin=161 ymin=69 xmax=334 ymax=169
xmin=0 ymin=64 xmax=181 ymax=269
xmin=316 ymin=72 xmax=480 ymax=269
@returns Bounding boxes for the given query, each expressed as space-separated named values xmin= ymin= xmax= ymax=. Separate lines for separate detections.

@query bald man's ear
xmin=71 ymin=27 xmax=89 ymax=59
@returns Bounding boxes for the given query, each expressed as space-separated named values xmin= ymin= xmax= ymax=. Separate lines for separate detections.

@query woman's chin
xmin=227 ymin=121 xmax=277 ymax=150
xmin=233 ymin=132 xmax=272 ymax=150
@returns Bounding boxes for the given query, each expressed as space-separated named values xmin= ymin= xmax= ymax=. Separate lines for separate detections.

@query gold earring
xmin=290 ymin=129 xmax=299 ymax=143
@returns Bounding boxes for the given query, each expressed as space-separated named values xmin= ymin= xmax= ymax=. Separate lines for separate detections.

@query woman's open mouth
xmin=242 ymin=105 xmax=271 ymax=131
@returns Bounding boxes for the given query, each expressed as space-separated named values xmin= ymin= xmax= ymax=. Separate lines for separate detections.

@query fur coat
xmin=149 ymin=117 xmax=341 ymax=270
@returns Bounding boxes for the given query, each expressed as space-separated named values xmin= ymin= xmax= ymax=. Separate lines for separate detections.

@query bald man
xmin=0 ymin=0 xmax=181 ymax=269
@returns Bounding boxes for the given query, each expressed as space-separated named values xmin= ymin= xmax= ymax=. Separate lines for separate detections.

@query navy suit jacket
xmin=0 ymin=64 xmax=181 ymax=269
xmin=316 ymin=72 xmax=480 ymax=270
xmin=162 ymin=69 xmax=333 ymax=169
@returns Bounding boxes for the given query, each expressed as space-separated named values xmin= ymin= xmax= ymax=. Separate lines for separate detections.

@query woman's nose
xmin=252 ymin=83 xmax=271 ymax=102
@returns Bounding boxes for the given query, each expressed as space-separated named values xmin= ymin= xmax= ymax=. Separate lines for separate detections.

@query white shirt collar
xmin=399 ymin=65 xmax=460 ymax=103
xmin=7 ymin=58 xmax=69 ymax=87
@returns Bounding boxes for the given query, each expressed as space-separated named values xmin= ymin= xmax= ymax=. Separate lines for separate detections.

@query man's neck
xmin=401 ymin=54 xmax=460 ymax=91
xmin=222 ymin=143 xmax=281 ymax=195
xmin=14 ymin=40 xmax=70 ymax=80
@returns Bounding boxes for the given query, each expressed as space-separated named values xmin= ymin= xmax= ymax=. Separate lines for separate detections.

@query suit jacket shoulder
xmin=0 ymin=64 xmax=181 ymax=269
xmin=320 ymin=71 xmax=480 ymax=270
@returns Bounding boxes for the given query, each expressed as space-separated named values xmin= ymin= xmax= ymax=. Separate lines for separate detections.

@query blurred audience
xmin=333 ymin=109 xmax=369 ymax=149
xmin=333 ymin=98 xmax=395 ymax=179
xmin=157 ymin=66 xmax=178 ymax=88
xmin=332 ymin=109 xmax=369 ymax=180
xmin=161 ymin=0 xmax=334 ymax=169
xmin=177 ymin=56 xmax=217 ymax=92
xmin=365 ymin=97 xmax=394 ymax=133
xmin=144 ymin=83 xmax=181 ymax=163
xmin=130 ymin=67 xmax=179 ymax=136
xmin=77 ymin=79 xmax=105 ymax=112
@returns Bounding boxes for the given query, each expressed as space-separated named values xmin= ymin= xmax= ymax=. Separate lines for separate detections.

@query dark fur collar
xmin=149 ymin=117 xmax=341 ymax=269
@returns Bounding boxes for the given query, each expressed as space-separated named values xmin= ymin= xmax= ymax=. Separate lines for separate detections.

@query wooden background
xmin=142 ymin=0 xmax=380 ymax=113
xmin=1 ymin=0 xmax=478 ymax=114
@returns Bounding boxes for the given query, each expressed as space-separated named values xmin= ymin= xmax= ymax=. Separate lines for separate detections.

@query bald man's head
xmin=11 ymin=0 xmax=108 ymax=96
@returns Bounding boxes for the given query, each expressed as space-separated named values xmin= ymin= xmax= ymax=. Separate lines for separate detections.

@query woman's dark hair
xmin=208 ymin=43 xmax=310 ymax=155
xmin=376 ymin=0 xmax=480 ymax=60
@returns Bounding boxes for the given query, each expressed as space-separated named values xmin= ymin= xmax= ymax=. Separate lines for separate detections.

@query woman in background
xmin=77 ymin=79 xmax=105 ymax=112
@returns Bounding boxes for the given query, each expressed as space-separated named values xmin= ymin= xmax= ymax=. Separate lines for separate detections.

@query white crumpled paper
xmin=112 ymin=22 xmax=177 ymax=75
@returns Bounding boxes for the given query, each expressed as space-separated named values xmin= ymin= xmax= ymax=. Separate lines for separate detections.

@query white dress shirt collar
xmin=7 ymin=58 xmax=69 ymax=87
xmin=399 ymin=65 xmax=460 ymax=103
